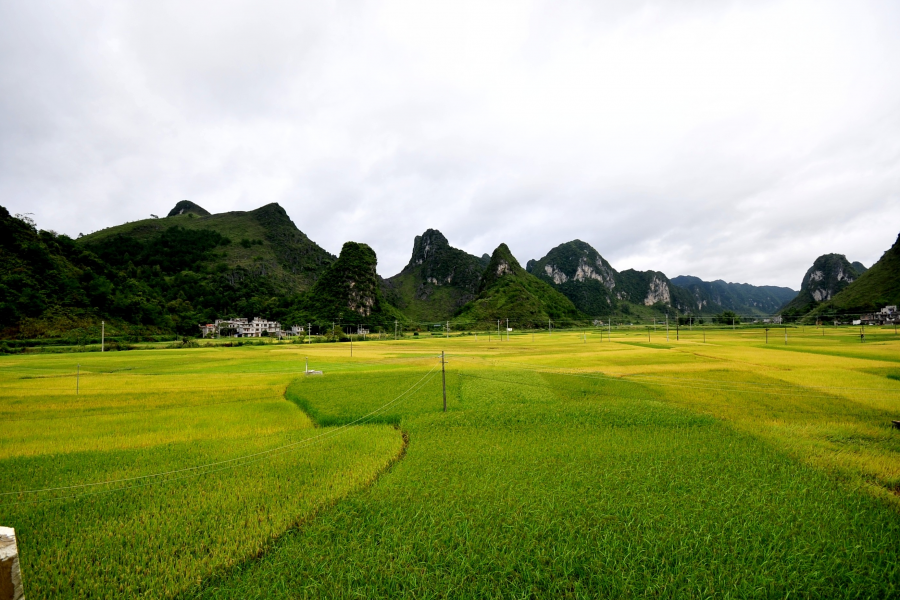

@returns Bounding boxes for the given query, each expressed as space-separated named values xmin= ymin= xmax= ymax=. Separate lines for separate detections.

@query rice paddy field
xmin=1 ymin=326 xmax=899 ymax=598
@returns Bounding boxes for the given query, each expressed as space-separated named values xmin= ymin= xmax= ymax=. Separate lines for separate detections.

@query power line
xmin=0 ymin=364 xmax=439 ymax=503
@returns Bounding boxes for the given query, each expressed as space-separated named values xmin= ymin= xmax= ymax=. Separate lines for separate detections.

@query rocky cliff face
xmin=527 ymin=240 xmax=622 ymax=315
xmin=529 ymin=240 xmax=616 ymax=288
xmin=810 ymin=234 xmax=899 ymax=316
xmin=290 ymin=241 xmax=388 ymax=323
xmin=454 ymin=243 xmax=584 ymax=325
xmin=381 ymin=229 xmax=487 ymax=321
xmin=780 ymin=253 xmax=864 ymax=316
xmin=644 ymin=275 xmax=671 ymax=305
xmin=615 ymin=269 xmax=675 ymax=307
xmin=478 ymin=243 xmax=521 ymax=292
xmin=529 ymin=240 xmax=682 ymax=315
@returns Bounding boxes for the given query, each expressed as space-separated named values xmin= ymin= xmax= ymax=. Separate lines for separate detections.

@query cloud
xmin=1 ymin=0 xmax=898 ymax=288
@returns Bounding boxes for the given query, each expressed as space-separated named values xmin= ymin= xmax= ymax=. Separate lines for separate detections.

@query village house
xmin=199 ymin=317 xmax=282 ymax=338
xmin=860 ymin=305 xmax=898 ymax=325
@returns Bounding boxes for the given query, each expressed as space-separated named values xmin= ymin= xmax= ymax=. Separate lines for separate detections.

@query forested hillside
xmin=2 ymin=199 xmax=827 ymax=341
xmin=809 ymin=234 xmax=900 ymax=317
xmin=780 ymin=253 xmax=864 ymax=318
xmin=285 ymin=241 xmax=402 ymax=328
xmin=455 ymin=244 xmax=585 ymax=326
xmin=382 ymin=229 xmax=488 ymax=322
xmin=671 ymin=276 xmax=797 ymax=316
xmin=0 ymin=206 xmax=173 ymax=337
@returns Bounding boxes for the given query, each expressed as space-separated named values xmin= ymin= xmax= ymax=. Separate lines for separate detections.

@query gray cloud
xmin=1 ymin=0 xmax=898 ymax=289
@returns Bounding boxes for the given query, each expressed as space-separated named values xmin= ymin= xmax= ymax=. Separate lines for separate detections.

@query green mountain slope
xmin=527 ymin=240 xmax=685 ymax=317
xmin=671 ymin=276 xmax=797 ymax=316
xmin=526 ymin=240 xmax=617 ymax=315
xmin=455 ymin=244 xmax=585 ymax=326
xmin=780 ymin=253 xmax=864 ymax=318
xmin=0 ymin=205 xmax=173 ymax=337
xmin=811 ymin=234 xmax=900 ymax=316
xmin=80 ymin=202 xmax=334 ymax=295
xmin=381 ymin=229 xmax=487 ymax=322
xmin=287 ymin=242 xmax=401 ymax=327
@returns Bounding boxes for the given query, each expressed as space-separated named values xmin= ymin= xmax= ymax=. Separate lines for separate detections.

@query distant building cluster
xmin=858 ymin=305 xmax=898 ymax=326
xmin=199 ymin=317 xmax=305 ymax=338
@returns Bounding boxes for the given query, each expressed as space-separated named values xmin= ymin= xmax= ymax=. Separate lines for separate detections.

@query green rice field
xmin=1 ymin=326 xmax=899 ymax=598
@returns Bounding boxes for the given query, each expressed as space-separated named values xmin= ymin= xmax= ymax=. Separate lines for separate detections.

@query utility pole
xmin=549 ymin=319 xmax=552 ymax=336
xmin=676 ymin=321 xmax=679 ymax=341
xmin=784 ymin=326 xmax=787 ymax=345
xmin=332 ymin=321 xmax=335 ymax=338
xmin=446 ymin=320 xmax=449 ymax=339
xmin=101 ymin=320 xmax=104 ymax=353
xmin=765 ymin=328 xmax=768 ymax=344
xmin=76 ymin=364 xmax=79 ymax=395
xmin=308 ymin=323 xmax=311 ymax=344
xmin=497 ymin=319 xmax=500 ymax=340
xmin=441 ymin=351 xmax=447 ymax=412
xmin=506 ymin=318 xmax=509 ymax=342
xmin=350 ymin=331 xmax=353 ymax=357
xmin=732 ymin=316 xmax=735 ymax=331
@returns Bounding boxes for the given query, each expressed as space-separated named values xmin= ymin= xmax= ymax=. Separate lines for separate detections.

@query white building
xmin=199 ymin=317 xmax=282 ymax=338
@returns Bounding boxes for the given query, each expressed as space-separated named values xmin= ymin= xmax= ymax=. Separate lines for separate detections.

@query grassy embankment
xmin=1 ymin=326 xmax=899 ymax=597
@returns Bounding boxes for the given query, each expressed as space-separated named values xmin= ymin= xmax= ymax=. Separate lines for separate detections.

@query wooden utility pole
xmin=441 ymin=351 xmax=447 ymax=412
xmin=76 ymin=364 xmax=79 ymax=395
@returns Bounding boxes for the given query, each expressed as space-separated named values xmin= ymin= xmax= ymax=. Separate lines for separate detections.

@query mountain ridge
xmin=780 ymin=253 xmax=863 ymax=317
xmin=455 ymin=243 xmax=585 ymax=325
xmin=381 ymin=229 xmax=488 ymax=322
xmin=808 ymin=236 xmax=900 ymax=317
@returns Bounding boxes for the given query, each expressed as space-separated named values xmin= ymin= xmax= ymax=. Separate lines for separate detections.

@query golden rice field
xmin=1 ymin=325 xmax=898 ymax=598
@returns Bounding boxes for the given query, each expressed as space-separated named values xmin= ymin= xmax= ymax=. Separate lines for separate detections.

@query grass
xmin=1 ymin=326 xmax=899 ymax=597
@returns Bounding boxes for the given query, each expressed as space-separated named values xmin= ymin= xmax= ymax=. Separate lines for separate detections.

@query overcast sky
xmin=1 ymin=0 xmax=898 ymax=288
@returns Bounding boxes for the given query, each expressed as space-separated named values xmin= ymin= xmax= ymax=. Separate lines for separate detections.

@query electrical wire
xmin=0 ymin=364 xmax=439 ymax=503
